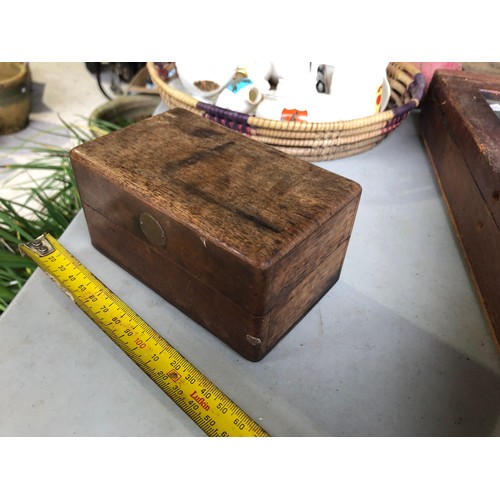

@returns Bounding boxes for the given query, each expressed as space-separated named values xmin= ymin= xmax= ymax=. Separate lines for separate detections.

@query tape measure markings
xmin=20 ymin=234 xmax=270 ymax=437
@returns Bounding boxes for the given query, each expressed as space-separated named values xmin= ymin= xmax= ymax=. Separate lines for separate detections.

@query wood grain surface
xmin=420 ymin=70 xmax=500 ymax=351
xmin=71 ymin=108 xmax=361 ymax=360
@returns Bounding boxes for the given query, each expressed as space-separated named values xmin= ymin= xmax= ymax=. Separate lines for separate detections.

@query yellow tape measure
xmin=20 ymin=233 xmax=270 ymax=437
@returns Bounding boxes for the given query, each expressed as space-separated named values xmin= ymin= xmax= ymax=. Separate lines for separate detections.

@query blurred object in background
xmin=412 ymin=62 xmax=462 ymax=96
xmin=85 ymin=62 xmax=147 ymax=99
xmin=0 ymin=62 xmax=32 ymax=135
xmin=461 ymin=62 xmax=500 ymax=75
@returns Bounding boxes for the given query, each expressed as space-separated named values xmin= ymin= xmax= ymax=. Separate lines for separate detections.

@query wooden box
xmin=420 ymin=69 xmax=500 ymax=350
xmin=70 ymin=108 xmax=362 ymax=361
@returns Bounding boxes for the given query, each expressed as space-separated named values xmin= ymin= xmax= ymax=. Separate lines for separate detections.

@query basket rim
xmin=147 ymin=61 xmax=425 ymax=133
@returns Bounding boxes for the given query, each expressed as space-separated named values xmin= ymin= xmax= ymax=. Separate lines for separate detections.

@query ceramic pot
xmin=321 ymin=61 xmax=389 ymax=120
xmin=175 ymin=62 xmax=238 ymax=100
xmin=216 ymin=78 xmax=269 ymax=114
xmin=89 ymin=95 xmax=161 ymax=137
xmin=0 ymin=62 xmax=31 ymax=135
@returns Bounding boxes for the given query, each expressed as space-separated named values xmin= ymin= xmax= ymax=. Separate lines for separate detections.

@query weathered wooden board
xmin=420 ymin=69 xmax=500 ymax=351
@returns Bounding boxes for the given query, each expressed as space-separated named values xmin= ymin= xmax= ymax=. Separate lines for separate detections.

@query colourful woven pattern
xmin=147 ymin=62 xmax=425 ymax=162
xmin=197 ymin=101 xmax=251 ymax=135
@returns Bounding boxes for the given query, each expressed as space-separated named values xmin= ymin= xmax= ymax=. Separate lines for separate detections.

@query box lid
xmin=70 ymin=108 xmax=361 ymax=315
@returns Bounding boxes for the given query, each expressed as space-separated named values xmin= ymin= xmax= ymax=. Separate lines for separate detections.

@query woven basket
xmin=147 ymin=62 xmax=425 ymax=162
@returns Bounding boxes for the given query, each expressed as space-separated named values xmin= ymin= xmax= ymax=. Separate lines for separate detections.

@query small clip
xmin=21 ymin=234 xmax=55 ymax=256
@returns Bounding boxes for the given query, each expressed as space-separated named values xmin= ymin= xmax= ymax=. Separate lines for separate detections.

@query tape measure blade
xmin=20 ymin=233 xmax=270 ymax=438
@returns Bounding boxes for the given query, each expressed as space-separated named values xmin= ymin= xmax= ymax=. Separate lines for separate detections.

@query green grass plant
xmin=0 ymin=117 xmax=120 ymax=314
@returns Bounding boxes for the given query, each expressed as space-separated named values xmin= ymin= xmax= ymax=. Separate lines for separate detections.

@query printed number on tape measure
xmin=20 ymin=234 xmax=270 ymax=437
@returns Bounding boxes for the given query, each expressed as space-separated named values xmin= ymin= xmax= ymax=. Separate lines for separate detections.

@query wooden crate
xmin=420 ymin=69 xmax=500 ymax=350
xmin=70 ymin=108 xmax=362 ymax=361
